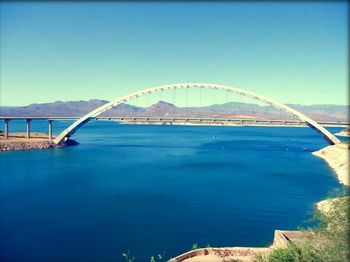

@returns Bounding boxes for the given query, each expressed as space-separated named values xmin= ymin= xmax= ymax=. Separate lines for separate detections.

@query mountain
xmin=146 ymin=101 xmax=178 ymax=117
xmin=0 ymin=99 xmax=348 ymax=122
xmin=0 ymin=99 xmax=108 ymax=117
xmin=286 ymin=104 xmax=348 ymax=121
xmin=0 ymin=100 xmax=146 ymax=117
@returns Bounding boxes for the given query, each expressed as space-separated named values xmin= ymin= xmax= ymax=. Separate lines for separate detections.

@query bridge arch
xmin=53 ymin=83 xmax=341 ymax=145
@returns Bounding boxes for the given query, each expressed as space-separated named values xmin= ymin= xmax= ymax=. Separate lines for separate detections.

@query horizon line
xmin=1 ymin=98 xmax=349 ymax=108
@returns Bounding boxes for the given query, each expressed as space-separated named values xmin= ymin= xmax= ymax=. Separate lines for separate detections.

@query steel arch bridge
xmin=53 ymin=83 xmax=341 ymax=145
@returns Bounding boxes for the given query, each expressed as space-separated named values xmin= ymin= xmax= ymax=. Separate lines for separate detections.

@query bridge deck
xmin=0 ymin=116 xmax=348 ymax=126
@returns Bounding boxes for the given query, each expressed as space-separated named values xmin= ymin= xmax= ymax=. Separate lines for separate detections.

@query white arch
xmin=53 ymin=83 xmax=341 ymax=145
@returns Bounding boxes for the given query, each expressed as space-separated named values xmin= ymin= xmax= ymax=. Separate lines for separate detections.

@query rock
xmin=0 ymin=141 xmax=60 ymax=152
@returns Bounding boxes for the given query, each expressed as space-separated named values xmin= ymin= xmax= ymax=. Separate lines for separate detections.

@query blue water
xmin=0 ymin=121 xmax=343 ymax=261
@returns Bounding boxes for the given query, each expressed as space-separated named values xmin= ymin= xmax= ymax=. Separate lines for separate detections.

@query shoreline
xmin=335 ymin=129 xmax=350 ymax=137
xmin=0 ymin=133 xmax=59 ymax=152
xmin=312 ymin=142 xmax=349 ymax=186
xmin=119 ymin=120 xmax=347 ymax=128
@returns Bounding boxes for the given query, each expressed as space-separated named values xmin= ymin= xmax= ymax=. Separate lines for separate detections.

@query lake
xmin=0 ymin=121 xmax=343 ymax=261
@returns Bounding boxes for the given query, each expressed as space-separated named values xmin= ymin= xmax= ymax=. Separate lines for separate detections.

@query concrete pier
xmin=48 ymin=120 xmax=53 ymax=140
xmin=4 ymin=119 xmax=10 ymax=138
xmin=26 ymin=119 xmax=31 ymax=139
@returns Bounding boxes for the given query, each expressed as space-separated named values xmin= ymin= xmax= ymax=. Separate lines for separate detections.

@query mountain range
xmin=0 ymin=99 xmax=348 ymax=122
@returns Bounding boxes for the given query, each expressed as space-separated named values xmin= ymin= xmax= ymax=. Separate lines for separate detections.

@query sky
xmin=0 ymin=1 xmax=348 ymax=106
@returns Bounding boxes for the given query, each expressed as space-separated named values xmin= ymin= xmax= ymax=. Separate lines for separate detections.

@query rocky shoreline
xmin=0 ymin=132 xmax=62 ymax=152
xmin=0 ymin=140 xmax=58 ymax=152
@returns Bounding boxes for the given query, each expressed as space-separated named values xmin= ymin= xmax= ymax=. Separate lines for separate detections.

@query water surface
xmin=0 ymin=121 xmax=343 ymax=261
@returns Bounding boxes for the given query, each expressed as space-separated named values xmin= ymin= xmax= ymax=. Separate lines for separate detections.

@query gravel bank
xmin=0 ymin=140 xmax=58 ymax=152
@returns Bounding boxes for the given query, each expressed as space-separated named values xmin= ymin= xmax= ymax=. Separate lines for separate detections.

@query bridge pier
xmin=48 ymin=120 xmax=53 ymax=140
xmin=26 ymin=119 xmax=31 ymax=139
xmin=4 ymin=119 xmax=10 ymax=138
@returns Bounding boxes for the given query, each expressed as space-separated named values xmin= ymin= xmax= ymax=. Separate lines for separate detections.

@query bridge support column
xmin=48 ymin=120 xmax=53 ymax=140
xmin=4 ymin=119 xmax=10 ymax=138
xmin=26 ymin=119 xmax=31 ymax=139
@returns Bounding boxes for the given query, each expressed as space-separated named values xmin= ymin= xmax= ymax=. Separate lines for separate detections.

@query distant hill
xmin=0 ymin=99 xmax=348 ymax=122
xmin=0 ymin=100 xmax=145 ymax=117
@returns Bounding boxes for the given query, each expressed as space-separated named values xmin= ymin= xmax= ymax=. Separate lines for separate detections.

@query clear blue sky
xmin=0 ymin=2 xmax=348 ymax=106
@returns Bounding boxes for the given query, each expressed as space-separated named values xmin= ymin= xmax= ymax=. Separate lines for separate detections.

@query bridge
xmin=1 ymin=83 xmax=344 ymax=145
xmin=0 ymin=116 xmax=347 ymax=141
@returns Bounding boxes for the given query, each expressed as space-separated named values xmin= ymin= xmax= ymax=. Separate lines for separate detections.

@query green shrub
xmin=254 ymin=242 xmax=322 ymax=262
xmin=191 ymin=243 xmax=199 ymax=250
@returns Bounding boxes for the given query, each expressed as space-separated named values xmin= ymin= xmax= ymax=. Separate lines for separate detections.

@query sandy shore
xmin=313 ymin=143 xmax=349 ymax=186
xmin=335 ymin=128 xmax=350 ymax=137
